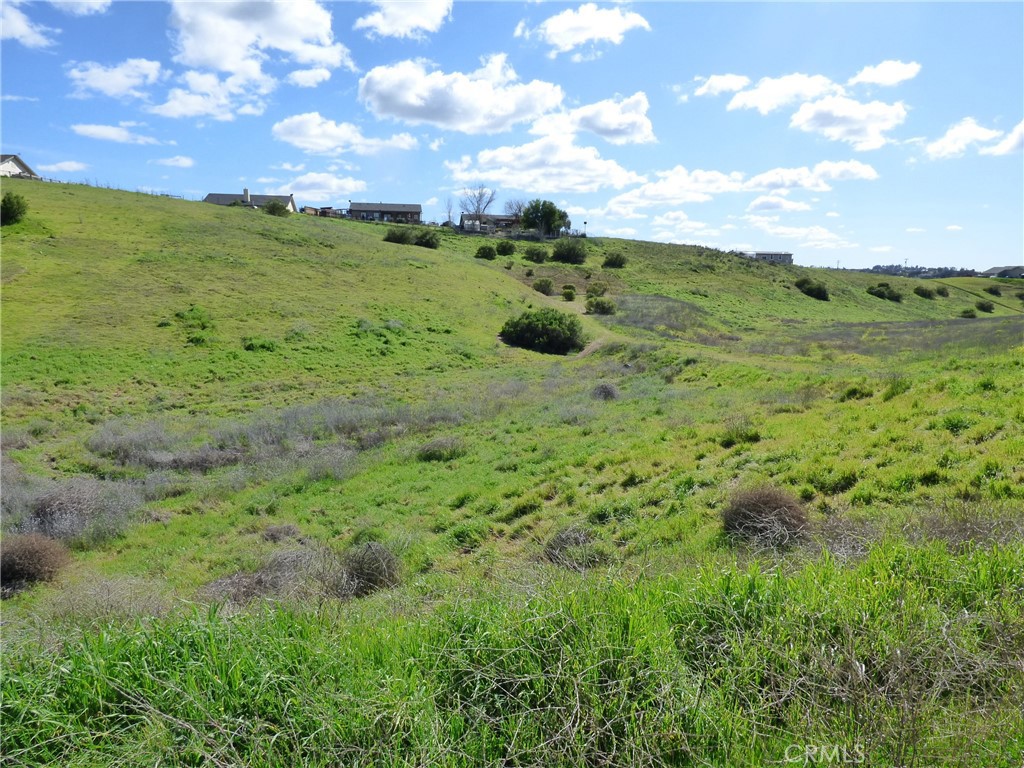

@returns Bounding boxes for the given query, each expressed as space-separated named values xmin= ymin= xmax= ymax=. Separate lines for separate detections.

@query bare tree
xmin=504 ymin=198 xmax=527 ymax=220
xmin=444 ymin=197 xmax=455 ymax=226
xmin=459 ymin=185 xmax=497 ymax=217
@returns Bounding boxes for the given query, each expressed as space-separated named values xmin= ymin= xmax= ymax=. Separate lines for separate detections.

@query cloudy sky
xmin=3 ymin=1 xmax=1021 ymax=269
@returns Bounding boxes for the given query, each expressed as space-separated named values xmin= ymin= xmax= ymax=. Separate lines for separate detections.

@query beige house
xmin=0 ymin=154 xmax=39 ymax=179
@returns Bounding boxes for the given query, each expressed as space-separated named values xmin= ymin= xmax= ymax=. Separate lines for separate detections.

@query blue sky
xmin=2 ymin=1 xmax=1021 ymax=270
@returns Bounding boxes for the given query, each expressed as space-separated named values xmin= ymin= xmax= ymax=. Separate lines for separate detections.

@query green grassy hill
xmin=2 ymin=179 xmax=1023 ymax=766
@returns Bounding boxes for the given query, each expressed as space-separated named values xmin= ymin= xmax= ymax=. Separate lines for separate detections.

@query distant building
xmin=347 ymin=202 xmax=421 ymax=224
xmin=744 ymin=251 xmax=793 ymax=265
xmin=981 ymin=265 xmax=1024 ymax=278
xmin=459 ymin=213 xmax=519 ymax=233
xmin=1 ymin=154 xmax=39 ymax=179
xmin=203 ymin=188 xmax=297 ymax=212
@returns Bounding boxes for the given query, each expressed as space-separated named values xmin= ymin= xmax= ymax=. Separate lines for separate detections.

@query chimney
xmin=243 ymin=188 xmax=250 ymax=204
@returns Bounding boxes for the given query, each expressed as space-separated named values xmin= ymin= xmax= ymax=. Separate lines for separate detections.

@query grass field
xmin=2 ymin=178 xmax=1023 ymax=766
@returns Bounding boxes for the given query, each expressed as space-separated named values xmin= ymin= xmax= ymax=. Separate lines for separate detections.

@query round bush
xmin=551 ymin=238 xmax=587 ymax=264
xmin=523 ymin=246 xmax=549 ymax=264
xmin=532 ymin=277 xmax=554 ymax=296
xmin=500 ymin=308 xmax=586 ymax=355
xmin=414 ymin=229 xmax=440 ymax=249
xmin=602 ymin=252 xmax=627 ymax=268
xmin=975 ymin=300 xmax=995 ymax=313
xmin=591 ymin=382 xmax=619 ymax=401
xmin=263 ymin=200 xmax=290 ymax=217
xmin=1 ymin=534 xmax=70 ymax=594
xmin=383 ymin=227 xmax=413 ymax=245
xmin=496 ymin=240 xmax=516 ymax=256
xmin=475 ymin=244 xmax=497 ymax=260
xmin=722 ymin=485 xmax=807 ymax=545
xmin=561 ymin=287 xmax=576 ymax=301
xmin=586 ymin=282 xmax=608 ymax=298
xmin=795 ymin=277 xmax=830 ymax=301
xmin=585 ymin=296 xmax=616 ymax=315
xmin=1 ymin=192 xmax=28 ymax=226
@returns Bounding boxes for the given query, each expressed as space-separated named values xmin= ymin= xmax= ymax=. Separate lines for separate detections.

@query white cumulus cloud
xmin=49 ymin=0 xmax=111 ymax=16
xmin=979 ymin=120 xmax=1024 ymax=156
xmin=531 ymin=92 xmax=655 ymax=145
xmin=446 ymin=134 xmax=645 ymax=194
xmin=746 ymin=195 xmax=812 ymax=213
xmin=287 ymin=68 xmax=332 ymax=88
xmin=359 ymin=54 xmax=563 ymax=134
xmin=271 ymin=112 xmax=418 ymax=155
xmin=848 ymin=60 xmax=921 ymax=87
xmin=154 ymin=155 xmax=194 ymax=168
xmin=68 ymin=58 xmax=164 ymax=99
xmin=150 ymin=71 xmax=265 ymax=121
xmin=38 ymin=160 xmax=88 ymax=172
xmin=790 ymin=96 xmax=907 ymax=150
xmin=728 ymin=73 xmax=841 ymax=114
xmin=746 ymin=160 xmax=879 ymax=192
xmin=926 ymin=117 xmax=1005 ymax=159
xmin=1 ymin=2 xmax=58 ymax=48
xmin=266 ymin=172 xmax=367 ymax=204
xmin=694 ymin=74 xmax=751 ymax=97
xmin=71 ymin=122 xmax=160 ymax=144
xmin=745 ymin=215 xmax=857 ymax=249
xmin=354 ymin=0 xmax=452 ymax=39
xmin=516 ymin=3 xmax=650 ymax=60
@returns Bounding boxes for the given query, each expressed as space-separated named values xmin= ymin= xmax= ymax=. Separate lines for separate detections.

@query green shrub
xmin=242 ymin=336 xmax=277 ymax=352
xmin=795 ymin=277 xmax=829 ymax=301
xmin=718 ymin=417 xmax=760 ymax=448
xmin=913 ymin=285 xmax=936 ymax=299
xmin=532 ymin=278 xmax=554 ymax=296
xmin=496 ymin=240 xmax=516 ymax=256
xmin=523 ymin=245 xmax=548 ymax=263
xmin=561 ymin=287 xmax=576 ymax=301
xmin=585 ymin=296 xmax=616 ymax=315
xmin=1 ymin=192 xmax=28 ymax=225
xmin=839 ymin=384 xmax=873 ymax=401
xmin=975 ymin=300 xmax=995 ymax=313
xmin=936 ymin=286 xmax=950 ymax=297
xmin=881 ymin=375 xmax=911 ymax=401
xmin=383 ymin=227 xmax=413 ymax=245
xmin=867 ymin=282 xmax=901 ymax=302
xmin=474 ymin=244 xmax=497 ymax=260
xmin=262 ymin=200 xmax=290 ymax=217
xmin=721 ymin=485 xmax=807 ymax=545
xmin=416 ymin=436 xmax=466 ymax=462
xmin=960 ymin=309 xmax=977 ymax=318
xmin=551 ymin=238 xmax=587 ymax=264
xmin=983 ymin=285 xmax=1001 ymax=296
xmin=500 ymin=308 xmax=586 ymax=355
xmin=414 ymin=229 xmax=440 ymax=249
xmin=602 ymin=252 xmax=627 ymax=268
xmin=585 ymin=282 xmax=608 ymax=298
xmin=1 ymin=533 xmax=70 ymax=594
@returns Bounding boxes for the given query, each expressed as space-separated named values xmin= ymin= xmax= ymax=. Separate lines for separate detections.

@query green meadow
xmin=2 ymin=178 xmax=1023 ymax=766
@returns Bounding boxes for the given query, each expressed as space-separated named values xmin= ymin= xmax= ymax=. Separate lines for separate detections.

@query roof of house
xmin=349 ymin=202 xmax=421 ymax=213
xmin=981 ymin=265 xmax=1024 ymax=277
xmin=203 ymin=193 xmax=294 ymax=207
xmin=1 ymin=154 xmax=39 ymax=177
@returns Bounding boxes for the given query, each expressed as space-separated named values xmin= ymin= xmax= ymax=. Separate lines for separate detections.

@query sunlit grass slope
xmin=2 ymin=179 xmax=1022 ymax=767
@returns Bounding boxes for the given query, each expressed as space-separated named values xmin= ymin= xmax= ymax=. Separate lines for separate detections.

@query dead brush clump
xmin=23 ymin=477 xmax=142 ymax=546
xmin=590 ymin=382 xmax=620 ymax=401
xmin=904 ymin=502 xmax=1024 ymax=552
xmin=1 ymin=534 xmax=71 ymax=597
xmin=722 ymin=485 xmax=808 ymax=546
xmin=543 ymin=526 xmax=608 ymax=572
xmin=340 ymin=542 xmax=402 ymax=597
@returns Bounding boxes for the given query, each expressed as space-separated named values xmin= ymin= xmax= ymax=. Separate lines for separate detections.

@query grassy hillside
xmin=2 ymin=179 xmax=1023 ymax=766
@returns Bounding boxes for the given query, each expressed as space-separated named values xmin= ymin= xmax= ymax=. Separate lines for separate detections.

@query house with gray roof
xmin=203 ymin=188 xmax=297 ymax=212
xmin=347 ymin=202 xmax=421 ymax=224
